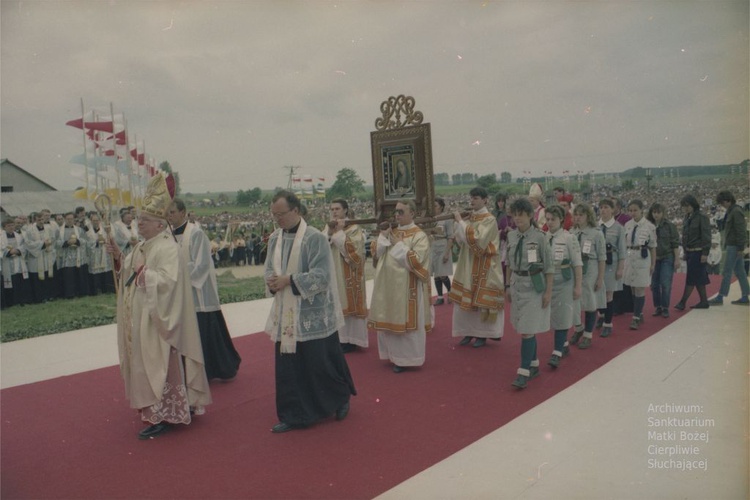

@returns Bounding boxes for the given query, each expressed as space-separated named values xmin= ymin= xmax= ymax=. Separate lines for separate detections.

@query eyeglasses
xmin=394 ymin=209 xmax=405 ymax=215
xmin=271 ymin=210 xmax=292 ymax=218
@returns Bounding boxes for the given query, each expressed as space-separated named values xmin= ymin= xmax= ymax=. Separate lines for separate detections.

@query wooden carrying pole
xmin=328 ymin=210 xmax=471 ymax=232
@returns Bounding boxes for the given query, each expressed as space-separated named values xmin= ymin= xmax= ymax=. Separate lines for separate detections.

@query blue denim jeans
xmin=651 ymin=256 xmax=675 ymax=309
xmin=719 ymin=245 xmax=750 ymax=297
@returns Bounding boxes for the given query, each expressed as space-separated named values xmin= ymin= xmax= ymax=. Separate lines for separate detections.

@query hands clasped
xmin=267 ymin=274 xmax=290 ymax=293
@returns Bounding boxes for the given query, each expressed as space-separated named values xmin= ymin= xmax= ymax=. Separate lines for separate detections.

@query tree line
xmin=225 ymin=160 xmax=748 ymax=207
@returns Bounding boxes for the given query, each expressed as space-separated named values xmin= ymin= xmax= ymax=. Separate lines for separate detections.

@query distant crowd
xmin=193 ymin=177 xmax=749 ymax=237
xmin=3 ymin=176 xmax=747 ymax=309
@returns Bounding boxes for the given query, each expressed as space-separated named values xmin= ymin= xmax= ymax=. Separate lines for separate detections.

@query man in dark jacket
xmin=708 ymin=191 xmax=749 ymax=305
xmin=674 ymin=195 xmax=712 ymax=310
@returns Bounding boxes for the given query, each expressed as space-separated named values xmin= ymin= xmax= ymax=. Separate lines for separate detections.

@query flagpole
xmin=124 ymin=119 xmax=134 ymax=209
xmin=132 ymin=134 xmax=141 ymax=208
xmin=138 ymin=139 xmax=144 ymax=207
xmin=141 ymin=141 xmax=146 ymax=201
xmin=110 ymin=102 xmax=123 ymax=207
xmin=93 ymin=110 xmax=102 ymax=197
xmin=79 ymin=98 xmax=90 ymax=196
xmin=142 ymin=140 xmax=147 ymax=180
xmin=135 ymin=137 xmax=143 ymax=208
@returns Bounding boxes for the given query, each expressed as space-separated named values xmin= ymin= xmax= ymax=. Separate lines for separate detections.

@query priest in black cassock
xmin=264 ymin=190 xmax=356 ymax=433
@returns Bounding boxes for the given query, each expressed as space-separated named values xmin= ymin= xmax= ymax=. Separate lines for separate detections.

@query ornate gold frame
xmin=370 ymin=96 xmax=434 ymax=220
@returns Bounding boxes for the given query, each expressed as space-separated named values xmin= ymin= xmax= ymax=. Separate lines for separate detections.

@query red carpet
xmin=1 ymin=276 xmax=718 ymax=499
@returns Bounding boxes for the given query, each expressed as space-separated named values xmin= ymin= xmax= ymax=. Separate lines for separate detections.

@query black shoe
xmin=138 ymin=422 xmax=172 ymax=440
xmin=392 ymin=365 xmax=406 ymax=373
xmin=272 ymin=422 xmax=303 ymax=433
xmin=511 ymin=375 xmax=528 ymax=389
xmin=570 ymin=328 xmax=584 ymax=345
xmin=335 ymin=401 xmax=350 ymax=421
xmin=690 ymin=302 xmax=710 ymax=309
xmin=434 ymin=297 xmax=444 ymax=305
xmin=661 ymin=309 xmax=670 ymax=318
xmin=548 ymin=354 xmax=561 ymax=368
xmin=472 ymin=338 xmax=487 ymax=348
xmin=652 ymin=307 xmax=663 ymax=317
xmin=595 ymin=317 xmax=604 ymax=329
xmin=529 ymin=366 xmax=540 ymax=379
xmin=674 ymin=302 xmax=685 ymax=311
xmin=458 ymin=336 xmax=473 ymax=346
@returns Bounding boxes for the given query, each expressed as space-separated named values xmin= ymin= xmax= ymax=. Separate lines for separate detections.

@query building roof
xmin=0 ymin=191 xmax=96 ymax=217
xmin=1 ymin=158 xmax=58 ymax=191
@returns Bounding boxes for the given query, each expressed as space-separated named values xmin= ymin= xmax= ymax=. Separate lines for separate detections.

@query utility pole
xmin=284 ymin=165 xmax=301 ymax=190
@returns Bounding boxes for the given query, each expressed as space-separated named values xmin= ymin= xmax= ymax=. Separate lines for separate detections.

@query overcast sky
xmin=2 ymin=0 xmax=748 ymax=193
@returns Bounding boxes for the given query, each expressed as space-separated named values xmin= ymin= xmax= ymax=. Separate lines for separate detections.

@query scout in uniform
xmin=570 ymin=203 xmax=607 ymax=349
xmin=622 ymin=200 xmax=657 ymax=329
xmin=544 ymin=205 xmax=582 ymax=368
xmin=506 ymin=198 xmax=554 ymax=389
xmin=596 ymin=199 xmax=627 ymax=337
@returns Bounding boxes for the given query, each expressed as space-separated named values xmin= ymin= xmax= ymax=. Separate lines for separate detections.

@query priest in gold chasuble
xmin=368 ymin=200 xmax=432 ymax=373
xmin=327 ymin=199 xmax=368 ymax=352
xmin=448 ymin=187 xmax=505 ymax=348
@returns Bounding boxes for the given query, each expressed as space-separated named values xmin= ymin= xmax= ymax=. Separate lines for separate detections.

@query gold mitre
xmin=142 ymin=173 xmax=175 ymax=219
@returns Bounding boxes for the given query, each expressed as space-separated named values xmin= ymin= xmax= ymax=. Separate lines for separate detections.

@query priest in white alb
xmin=448 ymin=186 xmax=504 ymax=347
xmin=327 ymin=198 xmax=368 ymax=353
xmin=368 ymin=200 xmax=432 ymax=373
xmin=167 ymin=198 xmax=241 ymax=381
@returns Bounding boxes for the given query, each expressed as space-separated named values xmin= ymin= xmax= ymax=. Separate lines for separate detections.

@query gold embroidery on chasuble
xmin=341 ymin=229 xmax=367 ymax=318
xmin=332 ymin=225 xmax=367 ymax=318
xmin=367 ymin=226 xmax=432 ymax=334
xmin=449 ymin=213 xmax=504 ymax=312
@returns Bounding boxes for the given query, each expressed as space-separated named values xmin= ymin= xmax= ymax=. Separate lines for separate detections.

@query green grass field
xmin=1 ymin=294 xmax=118 ymax=343
xmin=0 ymin=274 xmax=267 ymax=343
